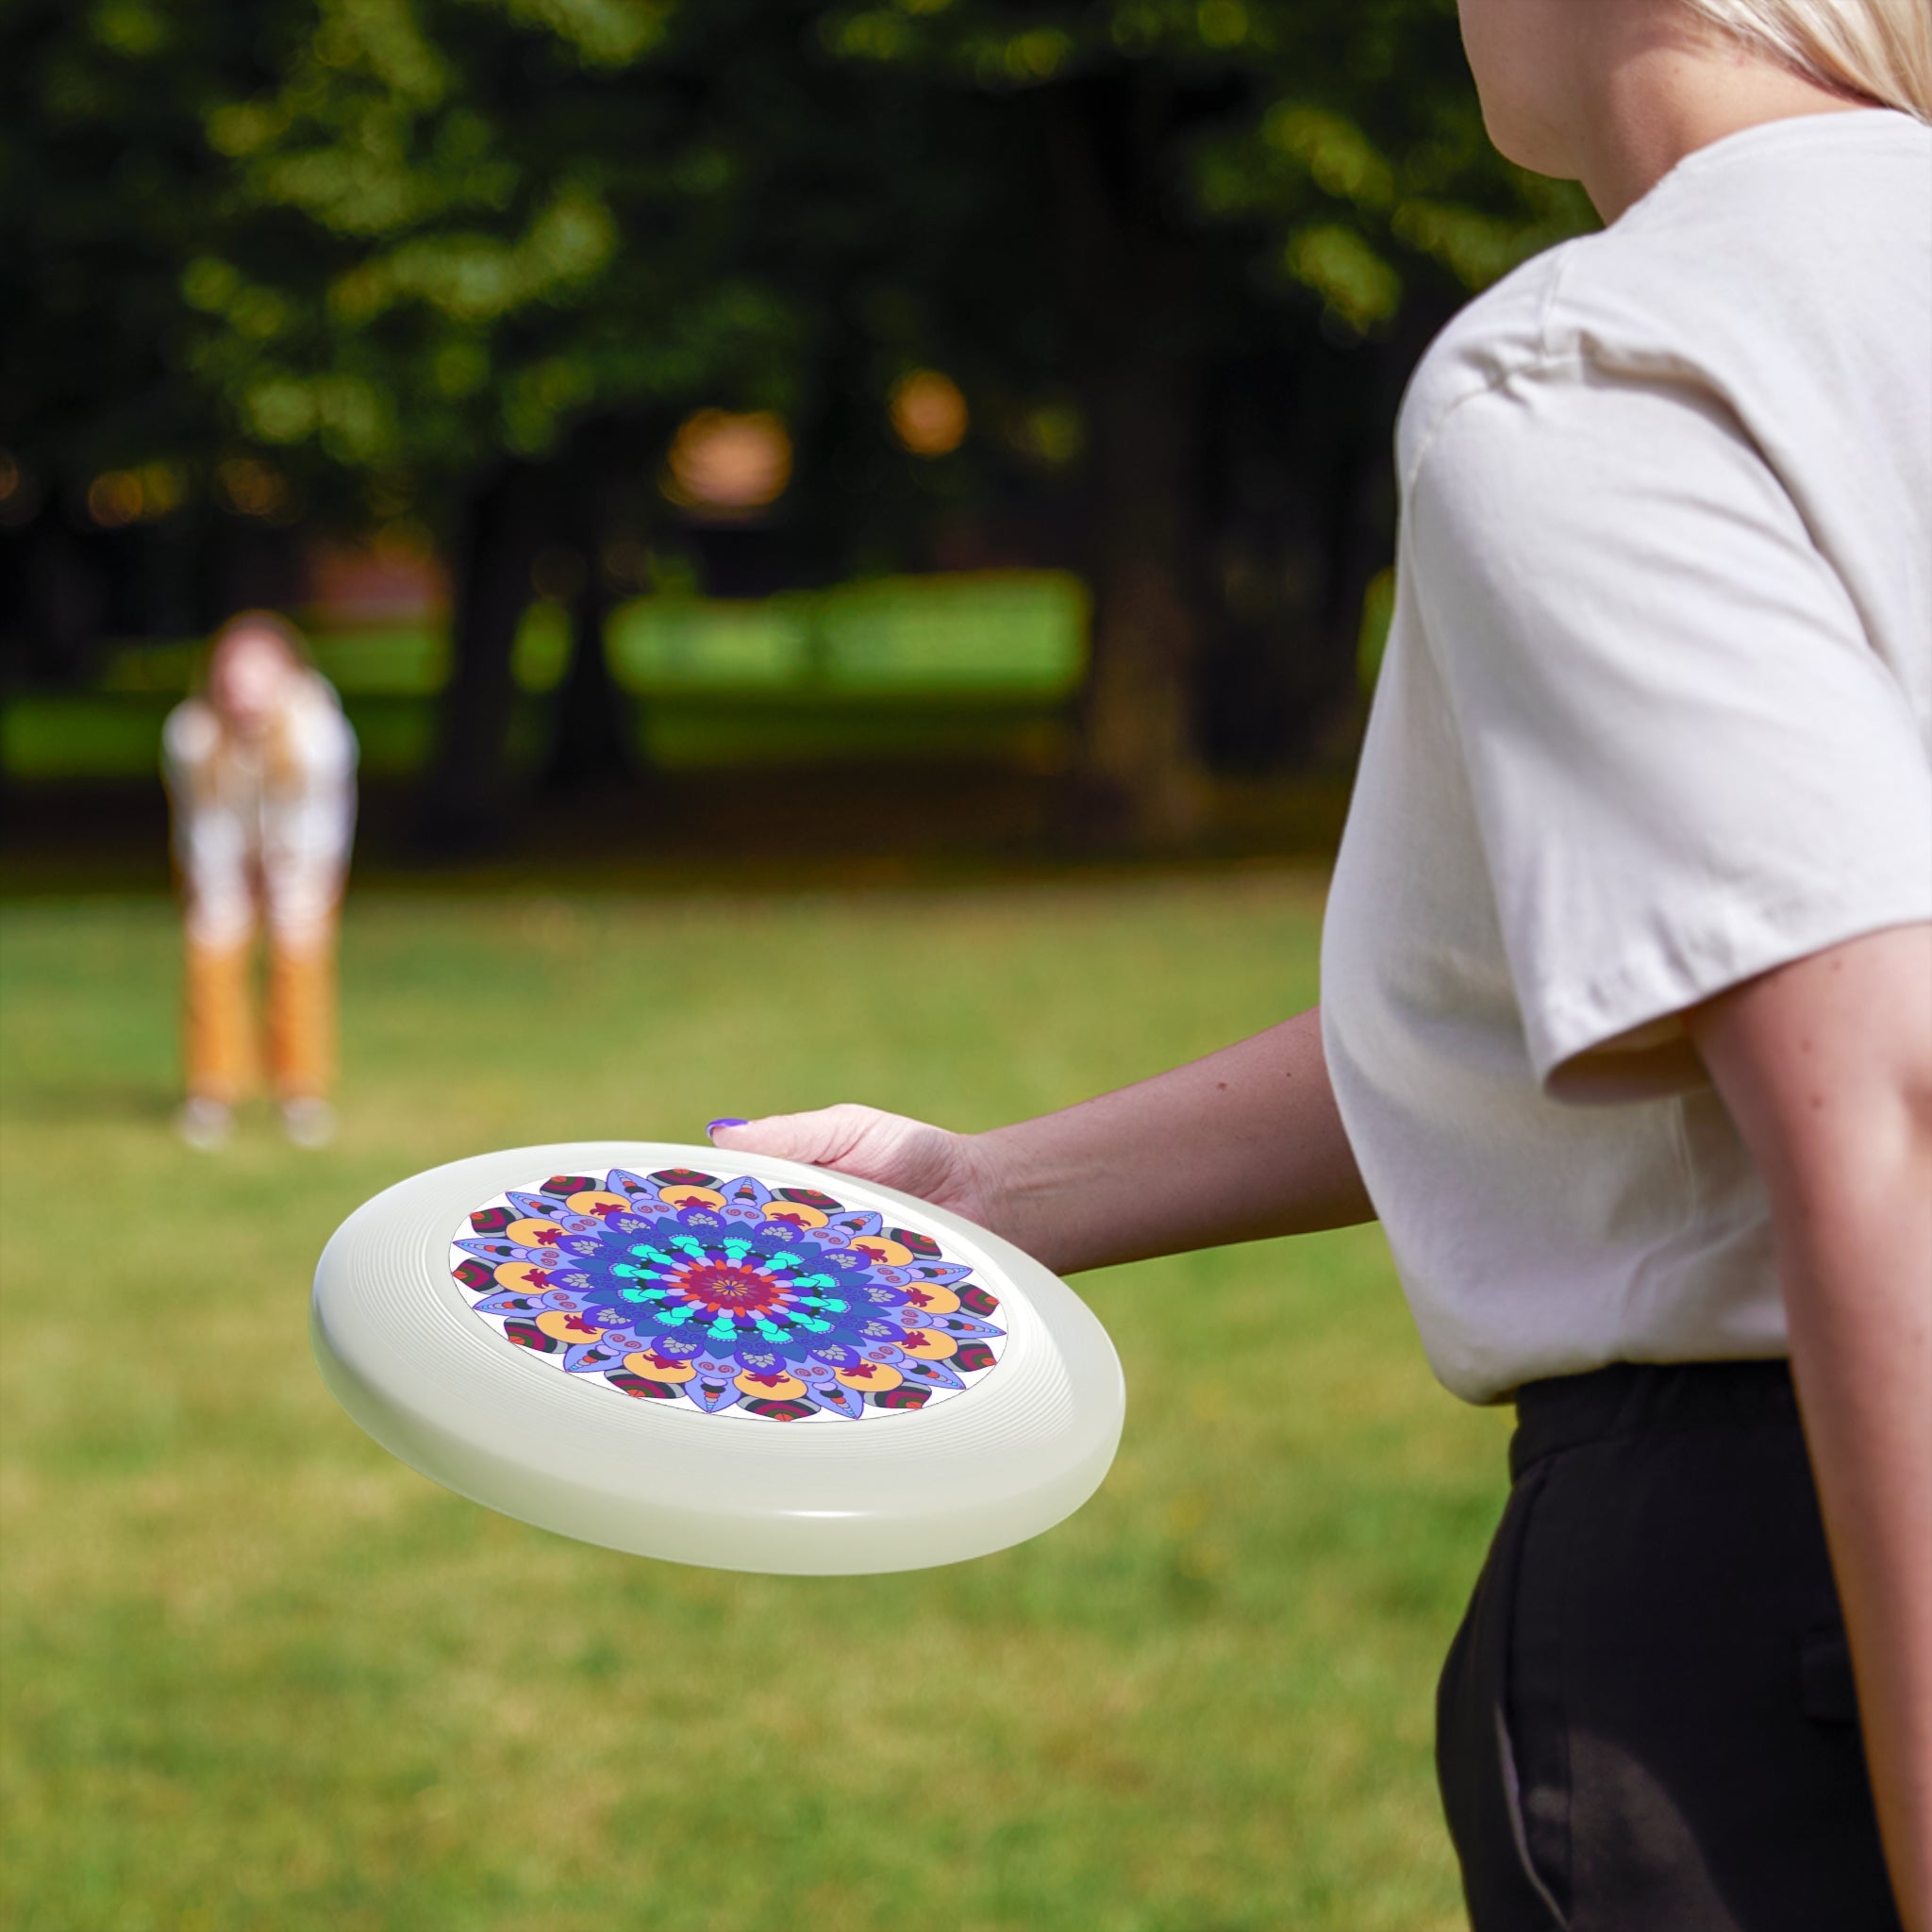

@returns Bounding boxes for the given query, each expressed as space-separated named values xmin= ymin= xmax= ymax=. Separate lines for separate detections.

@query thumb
xmin=707 ymin=1106 xmax=868 ymax=1168
xmin=705 ymin=1103 xmax=963 ymax=1200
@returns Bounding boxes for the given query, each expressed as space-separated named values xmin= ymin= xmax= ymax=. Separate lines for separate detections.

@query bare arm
xmin=1689 ymin=924 xmax=1932 ymax=1932
xmin=710 ymin=1005 xmax=1374 ymax=1275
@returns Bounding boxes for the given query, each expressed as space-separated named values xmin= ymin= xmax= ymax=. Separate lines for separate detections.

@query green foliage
xmin=167 ymin=0 xmax=816 ymax=496
xmin=0 ymin=878 xmax=1509 ymax=1929
xmin=2 ymin=1 xmax=270 ymax=484
xmin=6 ymin=0 xmax=1592 ymax=521
xmin=808 ymin=0 xmax=1591 ymax=326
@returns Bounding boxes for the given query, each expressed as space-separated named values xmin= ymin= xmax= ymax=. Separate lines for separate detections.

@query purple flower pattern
xmin=449 ymin=1166 xmax=1007 ymax=1423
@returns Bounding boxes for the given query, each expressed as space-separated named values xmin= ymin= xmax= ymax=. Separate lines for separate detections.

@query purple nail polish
xmin=707 ymin=1118 xmax=748 ymax=1137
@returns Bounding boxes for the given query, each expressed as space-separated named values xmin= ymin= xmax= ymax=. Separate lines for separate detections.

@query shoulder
xmin=1394 ymin=201 xmax=1739 ymax=488
xmin=1395 ymin=242 xmax=1581 ymax=485
xmin=1398 ymin=110 xmax=1932 ymax=491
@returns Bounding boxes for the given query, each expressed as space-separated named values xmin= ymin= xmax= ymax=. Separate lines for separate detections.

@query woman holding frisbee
xmin=164 ymin=611 xmax=358 ymax=1150
xmin=713 ymin=0 xmax=1932 ymax=1924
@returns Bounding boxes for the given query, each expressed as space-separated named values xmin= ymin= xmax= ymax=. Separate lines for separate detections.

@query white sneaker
xmin=175 ymin=1096 xmax=233 ymax=1151
xmin=280 ymin=1096 xmax=337 ymax=1149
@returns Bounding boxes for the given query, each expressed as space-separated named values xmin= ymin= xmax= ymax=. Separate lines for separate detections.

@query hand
xmin=709 ymin=1105 xmax=1005 ymax=1228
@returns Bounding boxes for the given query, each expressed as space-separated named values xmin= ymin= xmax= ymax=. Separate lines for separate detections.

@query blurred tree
xmin=152 ymin=0 xmax=951 ymax=844
xmin=0 ymin=0 xmax=307 ymax=680
xmin=807 ymin=0 xmax=1591 ymax=835
xmin=4 ymin=0 xmax=1591 ymax=844
xmin=165 ymin=0 xmax=795 ymax=843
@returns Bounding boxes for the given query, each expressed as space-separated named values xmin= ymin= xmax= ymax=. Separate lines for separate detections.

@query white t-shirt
xmin=163 ymin=672 xmax=358 ymax=950
xmin=1322 ymin=109 xmax=1932 ymax=1405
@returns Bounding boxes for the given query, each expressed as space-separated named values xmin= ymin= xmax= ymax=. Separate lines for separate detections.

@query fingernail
xmin=706 ymin=1118 xmax=748 ymax=1138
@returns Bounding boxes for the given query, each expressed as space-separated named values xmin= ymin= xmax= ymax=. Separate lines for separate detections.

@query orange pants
xmin=184 ymin=923 xmax=337 ymax=1105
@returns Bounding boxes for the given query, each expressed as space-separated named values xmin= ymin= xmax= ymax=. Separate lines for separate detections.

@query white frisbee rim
xmin=310 ymin=1141 xmax=1125 ymax=1574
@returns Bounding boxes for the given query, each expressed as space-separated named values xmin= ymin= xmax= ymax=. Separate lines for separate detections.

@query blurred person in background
xmin=163 ymin=611 xmax=358 ymax=1151
xmin=710 ymin=0 xmax=1932 ymax=1925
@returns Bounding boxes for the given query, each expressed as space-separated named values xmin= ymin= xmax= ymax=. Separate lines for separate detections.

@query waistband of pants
xmin=1509 ymin=1357 xmax=1798 ymax=1483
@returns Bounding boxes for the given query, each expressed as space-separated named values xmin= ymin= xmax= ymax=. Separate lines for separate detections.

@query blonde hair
xmin=207 ymin=608 xmax=312 ymax=680
xmin=1683 ymin=0 xmax=1932 ymax=120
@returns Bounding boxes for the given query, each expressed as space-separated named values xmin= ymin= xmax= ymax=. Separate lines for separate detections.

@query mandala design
xmin=449 ymin=1166 xmax=1007 ymax=1424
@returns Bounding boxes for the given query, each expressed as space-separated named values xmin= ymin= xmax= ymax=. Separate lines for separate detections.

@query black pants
xmin=1436 ymin=1360 xmax=1900 ymax=1931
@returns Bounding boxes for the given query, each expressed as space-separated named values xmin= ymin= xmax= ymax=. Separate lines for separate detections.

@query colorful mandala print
xmin=450 ymin=1167 xmax=1007 ymax=1424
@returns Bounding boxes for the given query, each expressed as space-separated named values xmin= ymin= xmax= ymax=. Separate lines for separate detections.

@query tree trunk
xmin=1045 ymin=75 xmax=1210 ymax=847
xmin=1079 ymin=361 xmax=1206 ymax=844
xmin=541 ymin=418 xmax=658 ymax=801
xmin=13 ymin=508 xmax=107 ymax=687
xmin=417 ymin=460 xmax=542 ymax=857
xmin=541 ymin=555 xmax=634 ymax=799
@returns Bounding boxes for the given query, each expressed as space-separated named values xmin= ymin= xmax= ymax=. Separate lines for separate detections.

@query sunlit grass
xmin=0 ymin=877 xmax=1504 ymax=1931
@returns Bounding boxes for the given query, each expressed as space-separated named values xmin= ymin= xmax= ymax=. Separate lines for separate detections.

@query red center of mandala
xmin=676 ymin=1263 xmax=784 ymax=1314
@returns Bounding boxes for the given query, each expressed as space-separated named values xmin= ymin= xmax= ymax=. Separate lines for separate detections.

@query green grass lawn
xmin=0 ymin=874 xmax=1506 ymax=1932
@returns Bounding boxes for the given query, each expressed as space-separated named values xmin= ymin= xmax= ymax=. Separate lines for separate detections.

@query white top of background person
xmin=163 ymin=611 xmax=358 ymax=1149
xmin=710 ymin=0 xmax=1931 ymax=1920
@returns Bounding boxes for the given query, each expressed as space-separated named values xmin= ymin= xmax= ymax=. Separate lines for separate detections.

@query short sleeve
xmin=1408 ymin=364 xmax=1932 ymax=1097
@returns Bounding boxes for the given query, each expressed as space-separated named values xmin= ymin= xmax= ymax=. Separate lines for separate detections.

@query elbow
xmin=1768 ymin=1067 xmax=1932 ymax=1270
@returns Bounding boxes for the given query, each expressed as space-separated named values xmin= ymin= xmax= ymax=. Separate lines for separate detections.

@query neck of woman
xmin=1573 ymin=14 xmax=1878 ymax=224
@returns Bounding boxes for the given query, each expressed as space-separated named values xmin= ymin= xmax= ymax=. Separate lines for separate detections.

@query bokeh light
xmin=83 ymin=463 xmax=184 ymax=528
xmin=1008 ymin=401 xmax=1085 ymax=468
xmin=890 ymin=370 xmax=969 ymax=458
xmin=213 ymin=456 xmax=291 ymax=521
xmin=662 ymin=409 xmax=792 ymax=513
xmin=85 ymin=471 xmax=146 ymax=528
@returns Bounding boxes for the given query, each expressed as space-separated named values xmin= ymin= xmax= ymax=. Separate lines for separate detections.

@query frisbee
xmin=310 ymin=1141 xmax=1124 ymax=1574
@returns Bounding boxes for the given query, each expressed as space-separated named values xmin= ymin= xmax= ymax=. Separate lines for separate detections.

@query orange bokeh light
xmin=890 ymin=371 xmax=969 ymax=458
xmin=86 ymin=471 xmax=145 ymax=528
xmin=663 ymin=409 xmax=792 ymax=514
